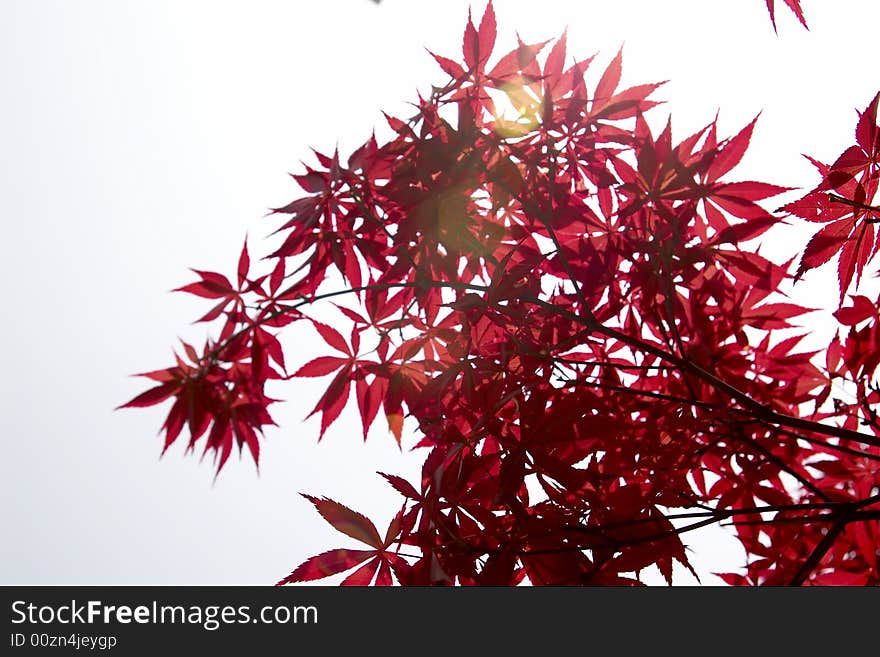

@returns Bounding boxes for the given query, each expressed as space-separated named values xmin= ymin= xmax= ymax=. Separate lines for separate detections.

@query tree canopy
xmin=123 ymin=1 xmax=880 ymax=585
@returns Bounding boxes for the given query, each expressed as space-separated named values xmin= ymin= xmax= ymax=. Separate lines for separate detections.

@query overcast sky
xmin=2 ymin=0 xmax=878 ymax=585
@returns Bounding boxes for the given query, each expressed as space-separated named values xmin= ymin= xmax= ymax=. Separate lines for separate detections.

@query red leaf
xmin=342 ymin=242 xmax=362 ymax=291
xmin=783 ymin=0 xmax=808 ymax=28
xmin=855 ymin=91 xmax=879 ymax=155
xmin=476 ymin=0 xmax=496 ymax=67
xmin=765 ymin=0 xmax=808 ymax=32
xmin=294 ymin=356 xmax=349 ymax=378
xmin=332 ymin=303 xmax=368 ymax=325
xmin=833 ymin=295 xmax=875 ymax=326
xmin=543 ymin=30 xmax=567 ymax=89
xmin=594 ymin=48 xmax=622 ymax=104
xmin=302 ymin=495 xmax=383 ymax=549
xmin=715 ymin=572 xmax=749 ymax=586
xmin=117 ymin=384 xmax=177 ymax=409
xmin=462 ymin=7 xmax=477 ymax=70
xmin=356 ymin=375 xmax=387 ymax=440
xmin=707 ymin=115 xmax=760 ymax=182
xmin=195 ymin=300 xmax=229 ymax=323
xmin=174 ymin=280 xmax=232 ymax=300
xmin=386 ymin=412 xmax=404 ymax=447
xmin=191 ymin=269 xmax=233 ymax=288
xmin=378 ymin=472 xmax=421 ymax=500
xmin=827 ymin=146 xmax=869 ymax=190
xmin=342 ymin=557 xmax=380 ymax=586
xmin=486 ymin=37 xmax=551 ymax=83
xmin=765 ymin=0 xmax=778 ymax=31
xmin=277 ymin=549 xmax=375 ymax=585
xmin=429 ymin=50 xmax=465 ymax=79
xmin=310 ymin=320 xmax=351 ymax=356
xmin=292 ymin=171 xmax=327 ymax=194
xmin=375 ymin=559 xmax=394 ymax=586
xmin=742 ymin=302 xmax=813 ymax=329
xmin=812 ymin=570 xmax=869 ymax=585
xmin=234 ymin=420 xmax=260 ymax=467
xmin=713 ymin=215 xmax=779 ymax=244
xmin=596 ymin=82 xmax=664 ymax=120
xmin=837 ymin=230 xmax=862 ymax=301
xmin=306 ymin=366 xmax=352 ymax=439
xmin=237 ymin=239 xmax=250 ymax=286
xmin=716 ymin=181 xmax=791 ymax=202
xmin=795 ymin=217 xmax=854 ymax=280
xmin=213 ymin=421 xmax=234 ymax=477
xmin=780 ymin=190 xmax=838 ymax=222
xmin=269 ymin=258 xmax=285 ymax=296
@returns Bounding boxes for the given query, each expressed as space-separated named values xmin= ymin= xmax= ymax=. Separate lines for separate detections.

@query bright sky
xmin=2 ymin=0 xmax=878 ymax=585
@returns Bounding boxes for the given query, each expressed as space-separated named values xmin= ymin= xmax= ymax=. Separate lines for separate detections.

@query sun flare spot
xmin=490 ymin=77 xmax=544 ymax=138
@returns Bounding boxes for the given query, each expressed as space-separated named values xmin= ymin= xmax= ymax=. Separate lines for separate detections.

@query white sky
xmin=2 ymin=0 xmax=878 ymax=585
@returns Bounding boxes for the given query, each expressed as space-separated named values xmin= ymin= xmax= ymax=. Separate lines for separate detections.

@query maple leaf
xmin=764 ymin=0 xmax=808 ymax=32
xmin=173 ymin=240 xmax=261 ymax=323
xmin=787 ymin=92 xmax=880 ymax=299
xmin=277 ymin=496 xmax=405 ymax=586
